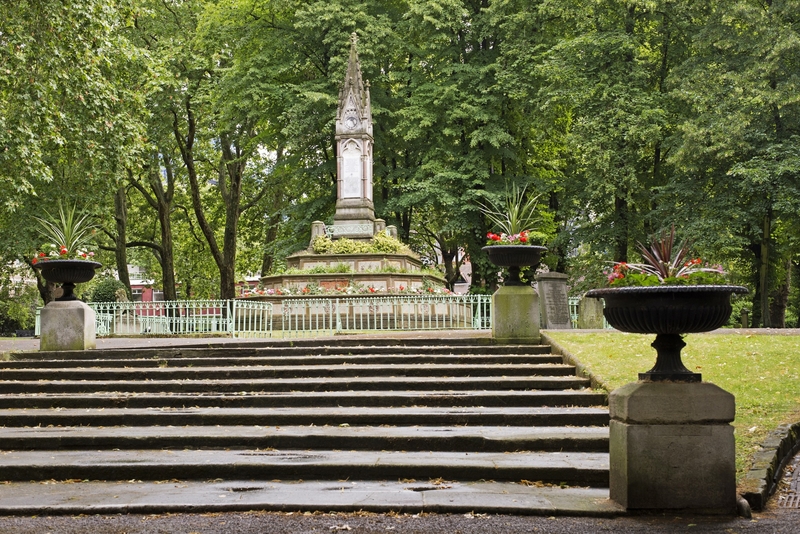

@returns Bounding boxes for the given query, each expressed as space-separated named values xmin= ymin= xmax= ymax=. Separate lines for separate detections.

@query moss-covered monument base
xmin=491 ymin=285 xmax=540 ymax=344
xmin=40 ymin=300 xmax=97 ymax=351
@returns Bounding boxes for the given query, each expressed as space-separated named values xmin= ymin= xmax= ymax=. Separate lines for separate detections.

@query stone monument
xmin=536 ymin=272 xmax=572 ymax=329
xmin=258 ymin=33 xmax=445 ymax=294
xmin=332 ymin=33 xmax=378 ymax=241
xmin=577 ymin=296 xmax=605 ymax=329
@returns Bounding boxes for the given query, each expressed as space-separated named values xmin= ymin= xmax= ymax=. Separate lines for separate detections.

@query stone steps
xmin=0 ymin=375 xmax=591 ymax=394
xmin=0 ymin=406 xmax=609 ymax=427
xmin=0 ymin=389 xmax=606 ymax=409
xmin=29 ymin=343 xmax=554 ymax=361
xmin=0 ymin=449 xmax=610 ymax=485
xmin=0 ymin=425 xmax=609 ymax=452
xmin=0 ymin=337 xmax=612 ymax=510
xmin=0 ymin=362 xmax=579 ymax=380
xmin=0 ymin=353 xmax=565 ymax=368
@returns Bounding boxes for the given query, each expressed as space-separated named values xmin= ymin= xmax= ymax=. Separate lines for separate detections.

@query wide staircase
xmin=0 ymin=336 xmax=618 ymax=515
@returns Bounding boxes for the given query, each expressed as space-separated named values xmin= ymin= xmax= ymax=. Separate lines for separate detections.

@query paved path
xmin=0 ymin=508 xmax=796 ymax=533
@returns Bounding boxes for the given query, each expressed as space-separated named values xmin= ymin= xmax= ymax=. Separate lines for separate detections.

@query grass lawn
xmin=545 ymin=330 xmax=800 ymax=484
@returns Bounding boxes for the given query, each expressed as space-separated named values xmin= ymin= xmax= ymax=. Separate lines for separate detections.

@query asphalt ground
xmin=0 ymin=508 xmax=797 ymax=534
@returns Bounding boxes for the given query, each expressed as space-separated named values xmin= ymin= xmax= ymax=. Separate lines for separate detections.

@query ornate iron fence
xmin=280 ymin=294 xmax=491 ymax=338
xmin=34 ymin=295 xmax=491 ymax=338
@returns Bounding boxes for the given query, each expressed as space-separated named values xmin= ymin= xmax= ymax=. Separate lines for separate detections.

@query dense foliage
xmin=90 ymin=277 xmax=128 ymax=303
xmin=1 ymin=0 xmax=798 ymax=326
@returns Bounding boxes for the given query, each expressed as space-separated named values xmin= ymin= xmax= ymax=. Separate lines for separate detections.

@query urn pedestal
xmin=34 ymin=260 xmax=101 ymax=351
xmin=40 ymin=301 xmax=97 ymax=351
xmin=483 ymin=246 xmax=546 ymax=344
xmin=587 ymin=284 xmax=747 ymax=513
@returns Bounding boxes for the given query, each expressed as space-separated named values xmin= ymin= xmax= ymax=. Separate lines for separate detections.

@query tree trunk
xmin=154 ymin=156 xmax=177 ymax=301
xmin=114 ymin=184 xmax=132 ymax=298
xmin=760 ymin=211 xmax=771 ymax=327
xmin=613 ymin=194 xmax=629 ymax=263
xmin=219 ymin=137 xmax=246 ymax=301
xmin=769 ymin=258 xmax=791 ymax=328
xmin=260 ymin=216 xmax=280 ymax=276
xmin=156 ymin=201 xmax=177 ymax=301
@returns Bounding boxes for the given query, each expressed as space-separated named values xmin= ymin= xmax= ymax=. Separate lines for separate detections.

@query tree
xmin=664 ymin=0 xmax=800 ymax=326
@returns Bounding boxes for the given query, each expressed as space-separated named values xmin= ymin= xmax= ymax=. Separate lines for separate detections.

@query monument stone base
xmin=536 ymin=272 xmax=572 ymax=329
xmin=577 ymin=296 xmax=605 ymax=329
xmin=40 ymin=301 xmax=97 ymax=351
xmin=492 ymin=285 xmax=540 ymax=344
xmin=610 ymin=381 xmax=737 ymax=513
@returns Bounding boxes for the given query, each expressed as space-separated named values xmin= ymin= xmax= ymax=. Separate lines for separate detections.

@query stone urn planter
xmin=33 ymin=260 xmax=101 ymax=301
xmin=482 ymin=245 xmax=546 ymax=286
xmin=586 ymin=285 xmax=748 ymax=382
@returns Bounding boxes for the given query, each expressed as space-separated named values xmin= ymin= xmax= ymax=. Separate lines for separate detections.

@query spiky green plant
xmin=607 ymin=224 xmax=726 ymax=286
xmin=34 ymin=203 xmax=96 ymax=253
xmin=479 ymin=183 xmax=544 ymax=236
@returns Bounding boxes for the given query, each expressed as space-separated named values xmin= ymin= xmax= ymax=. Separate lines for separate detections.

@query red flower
xmin=38 ymin=252 xmax=46 ymax=257
xmin=59 ymin=246 xmax=68 ymax=255
xmin=32 ymin=258 xmax=38 ymax=265
xmin=519 ymin=235 xmax=528 ymax=243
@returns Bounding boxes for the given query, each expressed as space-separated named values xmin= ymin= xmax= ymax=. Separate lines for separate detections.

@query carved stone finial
xmin=350 ymin=32 xmax=358 ymax=45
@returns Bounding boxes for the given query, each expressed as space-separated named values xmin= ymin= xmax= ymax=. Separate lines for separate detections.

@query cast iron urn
xmin=482 ymin=245 xmax=547 ymax=286
xmin=33 ymin=260 xmax=101 ymax=302
xmin=585 ymin=285 xmax=748 ymax=382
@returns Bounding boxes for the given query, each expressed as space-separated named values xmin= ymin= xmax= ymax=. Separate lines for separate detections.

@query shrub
xmin=371 ymin=232 xmax=410 ymax=254
xmin=311 ymin=235 xmax=334 ymax=254
xmin=311 ymin=233 xmax=413 ymax=256
xmin=91 ymin=277 xmax=128 ymax=302
xmin=0 ymin=283 xmax=39 ymax=333
xmin=331 ymin=238 xmax=372 ymax=254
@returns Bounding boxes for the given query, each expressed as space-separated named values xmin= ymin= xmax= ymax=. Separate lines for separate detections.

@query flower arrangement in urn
xmin=479 ymin=183 xmax=549 ymax=247
xmin=604 ymin=225 xmax=726 ymax=287
xmin=32 ymin=203 xmax=98 ymax=263
xmin=587 ymin=224 xmax=747 ymax=382
xmin=479 ymin=183 xmax=550 ymax=285
xmin=30 ymin=203 xmax=101 ymax=302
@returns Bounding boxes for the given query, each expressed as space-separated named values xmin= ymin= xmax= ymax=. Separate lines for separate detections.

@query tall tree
xmin=664 ymin=0 xmax=800 ymax=326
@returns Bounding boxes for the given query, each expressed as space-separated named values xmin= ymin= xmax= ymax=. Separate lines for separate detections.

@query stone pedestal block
xmin=492 ymin=285 xmax=540 ymax=344
xmin=577 ymin=296 xmax=605 ymax=329
xmin=536 ymin=272 xmax=572 ymax=329
xmin=40 ymin=301 xmax=97 ymax=351
xmin=609 ymin=382 xmax=736 ymax=513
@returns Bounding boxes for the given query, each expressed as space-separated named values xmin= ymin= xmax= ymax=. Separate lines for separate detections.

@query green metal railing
xmin=35 ymin=299 xmax=274 ymax=338
xmin=569 ymin=297 xmax=580 ymax=328
xmin=280 ymin=294 xmax=491 ymax=338
xmin=35 ymin=295 xmax=492 ymax=338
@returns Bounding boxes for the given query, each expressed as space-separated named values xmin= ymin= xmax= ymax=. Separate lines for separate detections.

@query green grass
xmin=545 ymin=330 xmax=800 ymax=484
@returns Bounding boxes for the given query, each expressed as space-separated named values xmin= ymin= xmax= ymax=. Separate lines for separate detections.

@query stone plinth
xmin=492 ymin=285 xmax=540 ymax=344
xmin=577 ymin=296 xmax=605 ymax=329
xmin=40 ymin=301 xmax=97 ymax=351
xmin=609 ymin=381 xmax=736 ymax=513
xmin=286 ymin=252 xmax=422 ymax=272
xmin=261 ymin=252 xmax=444 ymax=293
xmin=536 ymin=272 xmax=572 ymax=329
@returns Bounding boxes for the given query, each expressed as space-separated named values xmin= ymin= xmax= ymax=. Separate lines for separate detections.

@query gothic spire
xmin=337 ymin=32 xmax=372 ymax=131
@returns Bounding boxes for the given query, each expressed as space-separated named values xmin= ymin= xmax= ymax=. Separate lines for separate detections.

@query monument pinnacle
xmin=332 ymin=32 xmax=375 ymax=240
